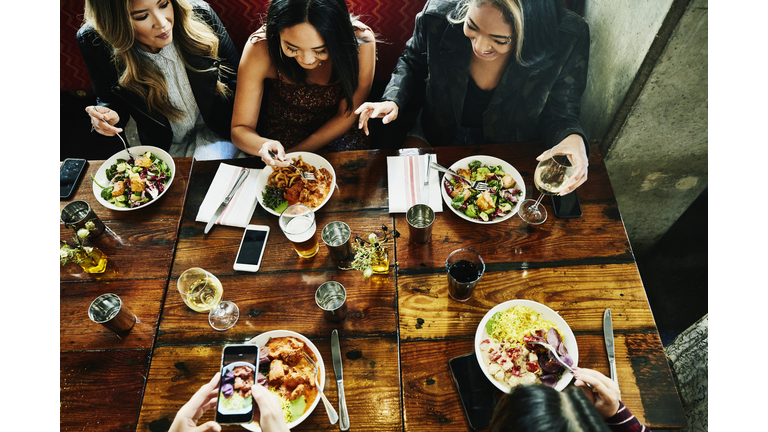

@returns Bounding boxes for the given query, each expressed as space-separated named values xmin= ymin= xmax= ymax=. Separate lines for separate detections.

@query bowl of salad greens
xmin=91 ymin=145 xmax=175 ymax=211
xmin=439 ymin=155 xmax=525 ymax=224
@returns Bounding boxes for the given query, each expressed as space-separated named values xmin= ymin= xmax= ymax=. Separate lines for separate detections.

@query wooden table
xmin=60 ymin=143 xmax=687 ymax=431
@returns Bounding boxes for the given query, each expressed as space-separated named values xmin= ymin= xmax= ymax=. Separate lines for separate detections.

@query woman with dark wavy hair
xmin=78 ymin=0 xmax=241 ymax=160
xmin=489 ymin=368 xmax=651 ymax=432
xmin=357 ymin=0 xmax=590 ymax=195
xmin=231 ymin=0 xmax=376 ymax=167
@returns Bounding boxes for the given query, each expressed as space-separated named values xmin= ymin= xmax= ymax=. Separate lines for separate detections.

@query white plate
xmin=439 ymin=155 xmax=525 ymax=224
xmin=91 ymin=145 xmax=176 ymax=211
xmin=474 ymin=299 xmax=578 ymax=393
xmin=255 ymin=152 xmax=336 ymax=216
xmin=242 ymin=330 xmax=325 ymax=431
xmin=219 ymin=361 xmax=258 ymax=415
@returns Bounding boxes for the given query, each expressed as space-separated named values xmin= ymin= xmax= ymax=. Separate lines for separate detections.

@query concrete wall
xmin=581 ymin=0 xmax=708 ymax=256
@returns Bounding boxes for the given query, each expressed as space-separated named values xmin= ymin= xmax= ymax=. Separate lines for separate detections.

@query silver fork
xmin=429 ymin=162 xmax=488 ymax=191
xmin=302 ymin=352 xmax=339 ymax=424
xmin=101 ymin=118 xmax=139 ymax=160
xmin=267 ymin=150 xmax=316 ymax=180
xmin=530 ymin=340 xmax=595 ymax=390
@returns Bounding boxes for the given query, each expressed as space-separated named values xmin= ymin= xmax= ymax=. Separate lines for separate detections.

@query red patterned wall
xmin=60 ymin=0 xmax=428 ymax=92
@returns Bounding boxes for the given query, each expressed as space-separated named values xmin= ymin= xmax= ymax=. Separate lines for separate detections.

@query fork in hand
xmin=529 ymin=340 xmax=595 ymax=390
xmin=429 ymin=162 xmax=488 ymax=191
xmin=100 ymin=118 xmax=138 ymax=160
xmin=302 ymin=351 xmax=339 ymax=424
xmin=267 ymin=150 xmax=316 ymax=180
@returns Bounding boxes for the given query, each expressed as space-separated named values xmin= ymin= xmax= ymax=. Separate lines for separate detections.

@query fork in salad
xmin=429 ymin=162 xmax=488 ymax=191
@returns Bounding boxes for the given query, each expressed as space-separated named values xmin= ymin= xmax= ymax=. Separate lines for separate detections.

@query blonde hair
xmin=449 ymin=0 xmax=527 ymax=66
xmin=83 ymin=0 xmax=231 ymax=120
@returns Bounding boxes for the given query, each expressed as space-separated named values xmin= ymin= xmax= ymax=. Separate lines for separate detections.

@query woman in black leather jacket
xmin=356 ymin=0 xmax=591 ymax=194
xmin=77 ymin=0 xmax=240 ymax=159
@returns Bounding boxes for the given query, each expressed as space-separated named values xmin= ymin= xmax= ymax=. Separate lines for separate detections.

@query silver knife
xmin=204 ymin=168 xmax=249 ymax=234
xmin=331 ymin=329 xmax=350 ymax=431
xmin=603 ymin=308 xmax=618 ymax=386
xmin=422 ymin=154 xmax=431 ymax=206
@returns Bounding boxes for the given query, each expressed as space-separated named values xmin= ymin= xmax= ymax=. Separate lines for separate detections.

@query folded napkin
xmin=387 ymin=154 xmax=443 ymax=213
xmin=196 ymin=163 xmax=262 ymax=228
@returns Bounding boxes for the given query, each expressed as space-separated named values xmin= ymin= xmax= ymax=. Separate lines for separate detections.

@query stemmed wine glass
xmin=518 ymin=146 xmax=579 ymax=225
xmin=178 ymin=267 xmax=239 ymax=331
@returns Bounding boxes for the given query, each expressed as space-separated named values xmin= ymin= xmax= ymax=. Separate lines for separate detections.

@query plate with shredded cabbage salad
xmin=91 ymin=145 xmax=175 ymax=211
xmin=439 ymin=155 xmax=525 ymax=224
xmin=474 ymin=299 xmax=578 ymax=393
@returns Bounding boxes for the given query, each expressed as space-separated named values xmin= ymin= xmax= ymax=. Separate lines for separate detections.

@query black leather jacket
xmin=383 ymin=0 xmax=590 ymax=150
xmin=76 ymin=0 xmax=240 ymax=151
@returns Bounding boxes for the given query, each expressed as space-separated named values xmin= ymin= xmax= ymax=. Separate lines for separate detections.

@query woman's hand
xmin=258 ymin=141 xmax=290 ymax=168
xmin=169 ymin=373 xmax=222 ymax=432
xmin=251 ymin=384 xmax=290 ymax=432
xmin=355 ymin=101 xmax=399 ymax=136
xmin=572 ymin=367 xmax=621 ymax=419
xmin=538 ymin=134 xmax=588 ymax=195
xmin=86 ymin=106 xmax=123 ymax=137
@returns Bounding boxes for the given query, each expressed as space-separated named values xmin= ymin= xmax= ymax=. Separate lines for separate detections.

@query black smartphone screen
xmin=449 ymin=353 xmax=501 ymax=431
xmin=552 ymin=190 xmax=582 ymax=219
xmin=235 ymin=229 xmax=267 ymax=266
xmin=216 ymin=344 xmax=260 ymax=424
xmin=60 ymin=159 xmax=88 ymax=199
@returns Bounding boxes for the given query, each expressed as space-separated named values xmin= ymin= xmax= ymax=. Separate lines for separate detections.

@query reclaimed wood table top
xmin=60 ymin=143 xmax=687 ymax=431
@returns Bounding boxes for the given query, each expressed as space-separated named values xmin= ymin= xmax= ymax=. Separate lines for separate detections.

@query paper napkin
xmin=195 ymin=163 xmax=262 ymax=228
xmin=387 ymin=154 xmax=443 ymax=213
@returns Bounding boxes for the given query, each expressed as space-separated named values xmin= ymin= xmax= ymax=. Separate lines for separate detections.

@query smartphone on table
xmin=449 ymin=352 xmax=503 ymax=431
xmin=215 ymin=344 xmax=260 ymax=424
xmin=60 ymin=158 xmax=88 ymax=199
xmin=233 ymin=225 xmax=269 ymax=272
xmin=552 ymin=190 xmax=582 ymax=219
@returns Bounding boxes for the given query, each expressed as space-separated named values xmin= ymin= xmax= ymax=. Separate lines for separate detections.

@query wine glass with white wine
xmin=177 ymin=267 xmax=239 ymax=331
xmin=518 ymin=146 xmax=579 ymax=225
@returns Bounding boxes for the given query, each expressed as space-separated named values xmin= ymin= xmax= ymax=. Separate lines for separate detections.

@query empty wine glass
xmin=518 ymin=146 xmax=579 ymax=225
xmin=178 ymin=268 xmax=239 ymax=331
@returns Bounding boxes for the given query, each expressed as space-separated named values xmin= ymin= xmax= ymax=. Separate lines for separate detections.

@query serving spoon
xmin=302 ymin=351 xmax=339 ymax=424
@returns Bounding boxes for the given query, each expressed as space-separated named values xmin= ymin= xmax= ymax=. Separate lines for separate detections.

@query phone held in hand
xmin=233 ymin=225 xmax=270 ymax=272
xmin=216 ymin=344 xmax=260 ymax=425
xmin=552 ymin=190 xmax=582 ymax=219
xmin=60 ymin=158 xmax=88 ymax=199
xmin=449 ymin=352 xmax=502 ymax=431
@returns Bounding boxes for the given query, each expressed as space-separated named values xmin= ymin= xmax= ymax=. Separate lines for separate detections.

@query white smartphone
xmin=233 ymin=225 xmax=269 ymax=272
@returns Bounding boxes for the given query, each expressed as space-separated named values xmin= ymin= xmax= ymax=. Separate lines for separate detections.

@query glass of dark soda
xmin=446 ymin=249 xmax=485 ymax=302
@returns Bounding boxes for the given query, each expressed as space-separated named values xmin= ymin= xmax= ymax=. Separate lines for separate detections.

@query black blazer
xmin=382 ymin=0 xmax=590 ymax=151
xmin=76 ymin=0 xmax=240 ymax=151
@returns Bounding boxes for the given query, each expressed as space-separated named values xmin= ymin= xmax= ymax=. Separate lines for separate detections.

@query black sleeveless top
xmin=461 ymin=76 xmax=495 ymax=129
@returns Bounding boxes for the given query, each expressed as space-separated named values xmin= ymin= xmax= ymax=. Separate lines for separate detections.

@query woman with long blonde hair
xmin=78 ymin=0 xmax=240 ymax=159
xmin=357 ymin=0 xmax=591 ymax=195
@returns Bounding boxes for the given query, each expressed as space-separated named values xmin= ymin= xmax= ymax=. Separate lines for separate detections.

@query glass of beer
xmin=279 ymin=204 xmax=319 ymax=258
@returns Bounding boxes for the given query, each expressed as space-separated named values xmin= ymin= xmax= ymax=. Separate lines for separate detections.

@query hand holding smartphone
xmin=215 ymin=344 xmax=260 ymax=425
xmin=233 ymin=225 xmax=270 ymax=272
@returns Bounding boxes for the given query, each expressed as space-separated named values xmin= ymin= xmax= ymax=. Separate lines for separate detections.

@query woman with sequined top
xmin=230 ymin=0 xmax=376 ymax=168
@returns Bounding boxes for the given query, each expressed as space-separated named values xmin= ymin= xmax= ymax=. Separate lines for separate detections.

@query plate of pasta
xmin=255 ymin=152 xmax=336 ymax=216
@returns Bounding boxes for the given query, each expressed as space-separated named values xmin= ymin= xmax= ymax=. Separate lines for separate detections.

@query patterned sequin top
xmin=250 ymin=24 xmax=370 ymax=152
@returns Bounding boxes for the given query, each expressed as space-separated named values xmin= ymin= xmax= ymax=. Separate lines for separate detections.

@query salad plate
xmin=255 ymin=152 xmax=336 ymax=217
xmin=91 ymin=145 xmax=175 ymax=211
xmin=474 ymin=299 xmax=578 ymax=393
xmin=439 ymin=155 xmax=525 ymax=224
xmin=242 ymin=330 xmax=325 ymax=431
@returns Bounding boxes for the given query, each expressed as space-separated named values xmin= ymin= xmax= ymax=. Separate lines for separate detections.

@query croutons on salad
xmin=444 ymin=160 xmax=523 ymax=222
